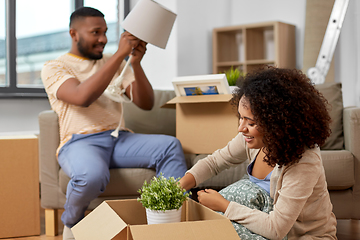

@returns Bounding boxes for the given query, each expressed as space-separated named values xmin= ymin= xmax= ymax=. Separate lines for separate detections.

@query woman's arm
xmin=186 ymin=133 xmax=251 ymax=187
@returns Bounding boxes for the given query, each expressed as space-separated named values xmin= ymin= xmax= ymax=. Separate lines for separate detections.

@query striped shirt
xmin=41 ymin=53 xmax=134 ymax=154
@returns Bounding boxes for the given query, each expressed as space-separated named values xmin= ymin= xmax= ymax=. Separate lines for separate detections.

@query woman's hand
xmin=178 ymin=173 xmax=196 ymax=191
xmin=197 ymin=189 xmax=230 ymax=213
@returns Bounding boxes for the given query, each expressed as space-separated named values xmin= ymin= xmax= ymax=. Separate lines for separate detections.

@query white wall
xmin=229 ymin=0 xmax=306 ymax=70
xmin=86 ymin=0 xmax=308 ymax=91
xmin=1 ymin=0 xmax=358 ymax=134
xmin=176 ymin=0 xmax=232 ymax=76
xmin=137 ymin=0 xmax=178 ymax=90
xmin=0 ymin=99 xmax=50 ymax=134
xmin=335 ymin=0 xmax=360 ymax=107
xmin=141 ymin=0 xmax=307 ymax=88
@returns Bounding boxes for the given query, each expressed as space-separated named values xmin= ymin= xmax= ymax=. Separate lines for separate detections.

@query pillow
xmin=123 ymin=90 xmax=176 ymax=136
xmin=315 ymin=82 xmax=344 ymax=150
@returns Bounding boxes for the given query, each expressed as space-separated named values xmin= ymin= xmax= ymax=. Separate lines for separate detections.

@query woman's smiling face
xmin=238 ymin=96 xmax=264 ymax=149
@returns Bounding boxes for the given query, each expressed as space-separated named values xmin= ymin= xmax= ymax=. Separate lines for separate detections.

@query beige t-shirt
xmin=41 ymin=53 xmax=134 ymax=153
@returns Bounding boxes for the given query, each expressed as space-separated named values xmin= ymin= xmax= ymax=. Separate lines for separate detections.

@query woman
xmin=179 ymin=67 xmax=337 ymax=239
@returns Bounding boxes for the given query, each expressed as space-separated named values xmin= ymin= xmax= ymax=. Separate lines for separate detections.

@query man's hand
xmin=117 ymin=31 xmax=140 ymax=58
xmin=122 ymin=37 xmax=153 ymax=110
xmin=131 ymin=41 xmax=147 ymax=66
xmin=197 ymin=189 xmax=230 ymax=213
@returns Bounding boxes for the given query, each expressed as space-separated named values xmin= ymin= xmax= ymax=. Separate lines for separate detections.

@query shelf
xmin=246 ymin=27 xmax=274 ymax=61
xmin=215 ymin=30 xmax=244 ymax=63
xmin=215 ymin=64 xmax=244 ymax=75
xmin=246 ymin=59 xmax=275 ymax=65
xmin=212 ymin=21 xmax=296 ymax=75
xmin=216 ymin=61 xmax=245 ymax=66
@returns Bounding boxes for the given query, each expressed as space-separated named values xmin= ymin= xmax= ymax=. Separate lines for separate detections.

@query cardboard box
xmin=165 ymin=94 xmax=238 ymax=154
xmin=0 ymin=135 xmax=40 ymax=238
xmin=72 ymin=199 xmax=240 ymax=240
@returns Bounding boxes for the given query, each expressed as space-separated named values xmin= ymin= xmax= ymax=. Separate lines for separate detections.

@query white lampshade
xmin=121 ymin=0 xmax=176 ymax=49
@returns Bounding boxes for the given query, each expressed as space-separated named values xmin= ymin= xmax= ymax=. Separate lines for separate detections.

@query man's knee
xmin=161 ymin=135 xmax=183 ymax=150
xmin=70 ymin=170 xmax=109 ymax=194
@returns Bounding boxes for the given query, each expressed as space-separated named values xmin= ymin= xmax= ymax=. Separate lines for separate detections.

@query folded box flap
xmin=187 ymin=198 xmax=228 ymax=221
xmin=72 ymin=201 xmax=127 ymax=240
xmin=129 ymin=219 xmax=240 ymax=240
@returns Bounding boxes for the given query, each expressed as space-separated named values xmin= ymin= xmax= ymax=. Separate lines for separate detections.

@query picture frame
xmin=172 ymin=74 xmax=230 ymax=97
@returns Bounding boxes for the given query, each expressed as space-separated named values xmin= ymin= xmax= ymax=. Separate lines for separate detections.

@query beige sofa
xmin=39 ymin=86 xmax=360 ymax=236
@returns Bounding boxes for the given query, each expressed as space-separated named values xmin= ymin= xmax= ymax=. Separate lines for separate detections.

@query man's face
xmin=74 ymin=16 xmax=108 ymax=60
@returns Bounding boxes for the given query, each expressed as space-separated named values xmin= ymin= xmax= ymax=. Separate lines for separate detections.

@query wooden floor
xmin=2 ymin=207 xmax=360 ymax=240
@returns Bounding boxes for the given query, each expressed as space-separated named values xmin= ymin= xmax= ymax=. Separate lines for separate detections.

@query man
xmin=41 ymin=7 xmax=187 ymax=240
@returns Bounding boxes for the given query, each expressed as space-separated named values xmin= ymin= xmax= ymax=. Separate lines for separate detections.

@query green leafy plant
xmin=224 ymin=66 xmax=244 ymax=86
xmin=137 ymin=173 xmax=190 ymax=211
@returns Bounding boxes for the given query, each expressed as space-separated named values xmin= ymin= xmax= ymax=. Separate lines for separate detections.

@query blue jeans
xmin=58 ymin=130 xmax=187 ymax=227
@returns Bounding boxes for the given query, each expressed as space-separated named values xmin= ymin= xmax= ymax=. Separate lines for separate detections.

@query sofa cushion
xmin=123 ymin=90 xmax=176 ymax=136
xmin=59 ymin=168 xmax=156 ymax=197
xmin=321 ymin=150 xmax=354 ymax=190
xmin=315 ymin=82 xmax=344 ymax=150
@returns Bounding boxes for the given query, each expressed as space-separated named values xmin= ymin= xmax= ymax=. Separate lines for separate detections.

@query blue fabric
xmin=58 ymin=130 xmax=187 ymax=227
xmin=247 ymin=159 xmax=272 ymax=194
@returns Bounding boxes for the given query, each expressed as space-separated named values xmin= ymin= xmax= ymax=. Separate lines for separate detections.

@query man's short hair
xmin=69 ymin=7 xmax=104 ymax=27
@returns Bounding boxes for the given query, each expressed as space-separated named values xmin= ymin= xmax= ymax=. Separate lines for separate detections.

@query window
xmin=16 ymin=0 xmax=71 ymax=91
xmin=0 ymin=0 xmax=128 ymax=98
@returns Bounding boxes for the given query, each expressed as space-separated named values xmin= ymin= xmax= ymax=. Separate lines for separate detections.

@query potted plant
xmin=224 ymin=66 xmax=244 ymax=92
xmin=137 ymin=173 xmax=190 ymax=224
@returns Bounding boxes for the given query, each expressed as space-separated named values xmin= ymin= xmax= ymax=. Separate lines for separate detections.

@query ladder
xmin=307 ymin=0 xmax=349 ymax=84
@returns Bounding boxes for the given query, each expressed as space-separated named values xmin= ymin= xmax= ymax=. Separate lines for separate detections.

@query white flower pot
xmin=146 ymin=206 xmax=182 ymax=225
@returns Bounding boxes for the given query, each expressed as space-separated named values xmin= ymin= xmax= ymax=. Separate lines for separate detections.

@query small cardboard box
xmin=72 ymin=199 xmax=240 ymax=240
xmin=0 ymin=135 xmax=40 ymax=238
xmin=165 ymin=94 xmax=238 ymax=154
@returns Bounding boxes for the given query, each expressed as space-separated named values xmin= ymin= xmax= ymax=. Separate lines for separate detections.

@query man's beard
xmin=77 ymin=37 xmax=104 ymax=60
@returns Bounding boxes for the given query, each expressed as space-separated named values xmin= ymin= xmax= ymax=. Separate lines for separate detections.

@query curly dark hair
xmin=231 ymin=67 xmax=331 ymax=167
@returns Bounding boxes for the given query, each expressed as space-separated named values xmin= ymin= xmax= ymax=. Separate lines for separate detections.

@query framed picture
xmin=172 ymin=74 xmax=230 ymax=97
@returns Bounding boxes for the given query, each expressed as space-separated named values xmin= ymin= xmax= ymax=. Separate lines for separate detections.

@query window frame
xmin=0 ymin=0 xmax=128 ymax=98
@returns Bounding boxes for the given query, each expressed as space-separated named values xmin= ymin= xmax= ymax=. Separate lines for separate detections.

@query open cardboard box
xmin=164 ymin=94 xmax=238 ymax=154
xmin=72 ymin=198 xmax=240 ymax=240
